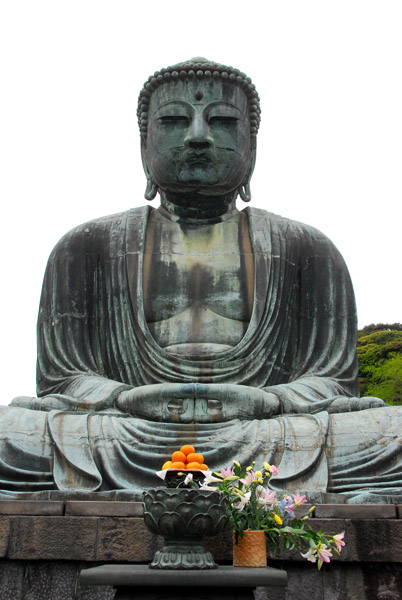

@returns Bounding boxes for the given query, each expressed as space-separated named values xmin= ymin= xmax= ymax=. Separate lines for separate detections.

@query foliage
xmin=188 ymin=461 xmax=345 ymax=569
xmin=358 ymin=323 xmax=402 ymax=335
xmin=357 ymin=324 xmax=402 ymax=405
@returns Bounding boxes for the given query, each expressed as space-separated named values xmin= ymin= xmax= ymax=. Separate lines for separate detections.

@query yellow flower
xmin=263 ymin=462 xmax=271 ymax=471
xmin=255 ymin=471 xmax=262 ymax=478
xmin=274 ymin=514 xmax=283 ymax=525
xmin=246 ymin=466 xmax=253 ymax=472
xmin=258 ymin=477 xmax=264 ymax=484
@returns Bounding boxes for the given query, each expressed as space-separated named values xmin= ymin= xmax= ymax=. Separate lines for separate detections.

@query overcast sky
xmin=0 ymin=1 xmax=401 ymax=401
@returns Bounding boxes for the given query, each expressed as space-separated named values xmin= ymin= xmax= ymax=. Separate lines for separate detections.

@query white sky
xmin=0 ymin=1 xmax=401 ymax=401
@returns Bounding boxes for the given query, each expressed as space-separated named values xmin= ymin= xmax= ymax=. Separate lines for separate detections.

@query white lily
xmin=184 ymin=473 xmax=193 ymax=486
xmin=232 ymin=490 xmax=251 ymax=511
xmin=301 ymin=547 xmax=317 ymax=563
xmin=202 ymin=471 xmax=223 ymax=486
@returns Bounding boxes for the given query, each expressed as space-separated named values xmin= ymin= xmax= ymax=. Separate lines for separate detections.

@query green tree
xmin=357 ymin=325 xmax=402 ymax=405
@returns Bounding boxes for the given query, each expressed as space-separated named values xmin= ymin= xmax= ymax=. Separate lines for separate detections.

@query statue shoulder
xmin=246 ymin=207 xmax=342 ymax=256
xmin=48 ymin=205 xmax=150 ymax=259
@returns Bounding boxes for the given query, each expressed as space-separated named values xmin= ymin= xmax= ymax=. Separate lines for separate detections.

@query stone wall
xmin=0 ymin=501 xmax=401 ymax=600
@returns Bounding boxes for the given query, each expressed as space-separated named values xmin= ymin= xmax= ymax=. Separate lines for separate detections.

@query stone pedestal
xmin=80 ymin=564 xmax=287 ymax=600
xmin=0 ymin=500 xmax=401 ymax=599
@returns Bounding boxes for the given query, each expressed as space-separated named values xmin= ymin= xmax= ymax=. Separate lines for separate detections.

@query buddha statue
xmin=1 ymin=59 xmax=401 ymax=501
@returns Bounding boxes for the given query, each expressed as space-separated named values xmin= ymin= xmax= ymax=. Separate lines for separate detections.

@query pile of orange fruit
xmin=162 ymin=445 xmax=208 ymax=471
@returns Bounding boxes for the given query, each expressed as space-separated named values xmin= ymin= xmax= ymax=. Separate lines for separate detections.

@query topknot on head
xmin=137 ymin=58 xmax=261 ymax=141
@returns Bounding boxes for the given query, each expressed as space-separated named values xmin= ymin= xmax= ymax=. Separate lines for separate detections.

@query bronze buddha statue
xmin=1 ymin=59 xmax=400 ymax=502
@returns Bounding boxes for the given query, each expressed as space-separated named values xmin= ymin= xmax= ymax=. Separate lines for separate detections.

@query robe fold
xmin=1 ymin=206 xmax=402 ymax=499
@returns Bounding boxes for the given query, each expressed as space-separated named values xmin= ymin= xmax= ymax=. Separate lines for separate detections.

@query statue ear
xmin=141 ymin=142 xmax=158 ymax=201
xmin=238 ymin=146 xmax=257 ymax=203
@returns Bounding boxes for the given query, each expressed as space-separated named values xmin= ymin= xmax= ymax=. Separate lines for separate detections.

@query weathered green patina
xmin=1 ymin=59 xmax=402 ymax=501
xmin=143 ymin=487 xmax=227 ymax=569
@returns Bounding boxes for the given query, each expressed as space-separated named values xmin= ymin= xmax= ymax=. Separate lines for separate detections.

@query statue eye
xmin=159 ymin=116 xmax=189 ymax=125
xmin=208 ymin=116 xmax=238 ymax=126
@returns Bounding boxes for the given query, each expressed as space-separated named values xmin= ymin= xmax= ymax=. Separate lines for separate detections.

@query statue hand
xmin=358 ymin=397 xmax=386 ymax=409
xmin=193 ymin=387 xmax=280 ymax=423
xmin=116 ymin=385 xmax=195 ymax=422
xmin=10 ymin=394 xmax=113 ymax=413
xmin=326 ymin=396 xmax=386 ymax=414
xmin=116 ymin=384 xmax=281 ymax=423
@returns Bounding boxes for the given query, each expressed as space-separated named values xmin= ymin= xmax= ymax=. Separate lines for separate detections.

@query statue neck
xmin=158 ymin=190 xmax=238 ymax=224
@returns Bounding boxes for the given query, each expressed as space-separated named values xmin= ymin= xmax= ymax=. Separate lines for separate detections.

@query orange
xmin=198 ymin=463 xmax=208 ymax=471
xmin=186 ymin=461 xmax=202 ymax=470
xmin=187 ymin=452 xmax=204 ymax=464
xmin=180 ymin=445 xmax=195 ymax=456
xmin=171 ymin=451 xmax=187 ymax=463
xmin=162 ymin=460 xmax=172 ymax=470
xmin=170 ymin=461 xmax=186 ymax=469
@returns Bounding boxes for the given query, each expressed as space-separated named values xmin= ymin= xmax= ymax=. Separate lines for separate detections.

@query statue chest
xmin=141 ymin=210 xmax=254 ymax=355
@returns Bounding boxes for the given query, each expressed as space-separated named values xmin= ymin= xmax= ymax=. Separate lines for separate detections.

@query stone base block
xmin=0 ymin=560 xmax=114 ymax=600
xmin=0 ymin=501 xmax=401 ymax=599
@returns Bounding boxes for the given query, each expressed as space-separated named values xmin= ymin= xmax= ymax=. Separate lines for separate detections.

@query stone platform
xmin=0 ymin=500 xmax=401 ymax=599
xmin=80 ymin=564 xmax=287 ymax=600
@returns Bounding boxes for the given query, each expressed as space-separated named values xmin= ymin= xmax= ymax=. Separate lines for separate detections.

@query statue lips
xmin=186 ymin=155 xmax=211 ymax=165
xmin=176 ymin=149 xmax=220 ymax=185
xmin=181 ymin=150 xmax=215 ymax=166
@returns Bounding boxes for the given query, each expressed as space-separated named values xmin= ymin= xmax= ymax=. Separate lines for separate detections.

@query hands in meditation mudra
xmin=2 ymin=59 xmax=401 ymax=501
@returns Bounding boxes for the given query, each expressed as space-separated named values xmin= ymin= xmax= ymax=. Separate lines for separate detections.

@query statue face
xmin=145 ymin=79 xmax=252 ymax=196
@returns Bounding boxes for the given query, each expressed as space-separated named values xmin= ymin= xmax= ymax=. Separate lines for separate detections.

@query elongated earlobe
xmin=145 ymin=177 xmax=158 ymax=200
xmin=141 ymin=141 xmax=158 ymax=200
xmin=239 ymin=183 xmax=251 ymax=202
xmin=238 ymin=146 xmax=256 ymax=203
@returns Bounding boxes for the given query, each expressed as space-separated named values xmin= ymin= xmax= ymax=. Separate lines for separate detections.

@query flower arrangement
xmin=157 ymin=449 xmax=345 ymax=570
xmin=197 ymin=460 xmax=345 ymax=570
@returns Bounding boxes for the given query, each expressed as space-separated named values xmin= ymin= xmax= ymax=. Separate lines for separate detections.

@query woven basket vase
xmin=232 ymin=530 xmax=267 ymax=567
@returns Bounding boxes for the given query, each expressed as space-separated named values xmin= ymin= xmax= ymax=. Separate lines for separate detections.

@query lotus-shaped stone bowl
xmin=143 ymin=487 xmax=227 ymax=569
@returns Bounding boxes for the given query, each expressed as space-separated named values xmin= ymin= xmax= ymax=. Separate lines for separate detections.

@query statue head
xmin=137 ymin=59 xmax=261 ymax=204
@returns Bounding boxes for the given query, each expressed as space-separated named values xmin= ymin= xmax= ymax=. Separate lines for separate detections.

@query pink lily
xmin=269 ymin=465 xmax=279 ymax=476
xmin=332 ymin=532 xmax=345 ymax=553
xmin=219 ymin=466 xmax=235 ymax=478
xmin=240 ymin=472 xmax=254 ymax=486
xmin=316 ymin=543 xmax=332 ymax=569
xmin=301 ymin=541 xmax=332 ymax=569
xmin=292 ymin=492 xmax=307 ymax=507
xmin=256 ymin=486 xmax=277 ymax=507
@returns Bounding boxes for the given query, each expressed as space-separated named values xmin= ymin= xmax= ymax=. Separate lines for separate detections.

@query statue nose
xmin=184 ymin=115 xmax=213 ymax=149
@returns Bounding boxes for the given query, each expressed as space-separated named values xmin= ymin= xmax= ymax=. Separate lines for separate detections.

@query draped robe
xmin=1 ymin=206 xmax=402 ymax=500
